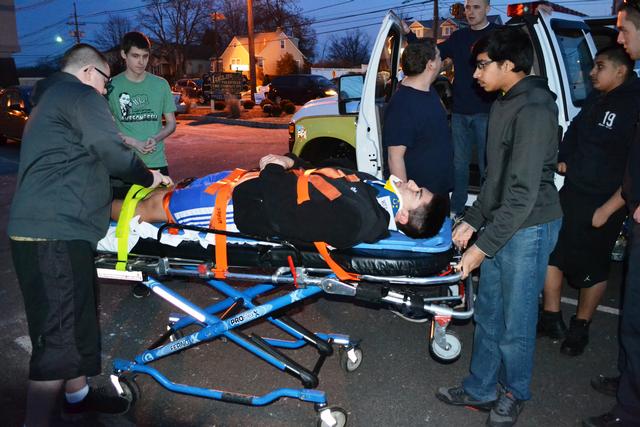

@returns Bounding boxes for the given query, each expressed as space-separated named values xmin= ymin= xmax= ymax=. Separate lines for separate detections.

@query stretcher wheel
xmin=339 ymin=346 xmax=363 ymax=372
xmin=430 ymin=332 xmax=461 ymax=363
xmin=317 ymin=406 xmax=348 ymax=427
xmin=118 ymin=374 xmax=141 ymax=405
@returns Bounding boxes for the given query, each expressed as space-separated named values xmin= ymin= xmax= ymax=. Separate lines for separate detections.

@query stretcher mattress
xmin=97 ymin=217 xmax=454 ymax=277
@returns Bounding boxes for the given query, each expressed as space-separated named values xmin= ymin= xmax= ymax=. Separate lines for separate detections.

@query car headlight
xmin=324 ymin=89 xmax=337 ymax=96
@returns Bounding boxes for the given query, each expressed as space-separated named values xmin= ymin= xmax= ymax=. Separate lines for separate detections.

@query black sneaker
xmin=590 ymin=375 xmax=619 ymax=397
xmin=63 ymin=386 xmax=131 ymax=417
xmin=537 ymin=310 xmax=568 ymax=340
xmin=487 ymin=392 xmax=524 ymax=427
xmin=133 ymin=283 xmax=151 ymax=298
xmin=583 ymin=412 xmax=626 ymax=427
xmin=435 ymin=386 xmax=495 ymax=411
xmin=561 ymin=316 xmax=591 ymax=356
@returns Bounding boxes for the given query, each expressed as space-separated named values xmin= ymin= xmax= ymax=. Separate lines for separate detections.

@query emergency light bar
xmin=507 ymin=1 xmax=587 ymax=17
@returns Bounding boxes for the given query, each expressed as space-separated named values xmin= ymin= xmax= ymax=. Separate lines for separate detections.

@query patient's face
xmin=395 ymin=180 xmax=433 ymax=211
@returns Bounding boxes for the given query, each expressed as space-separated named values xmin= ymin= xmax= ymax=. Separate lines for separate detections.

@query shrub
xmin=270 ymin=105 xmax=282 ymax=117
xmin=213 ymin=100 xmax=225 ymax=111
xmin=243 ymin=100 xmax=255 ymax=110
xmin=281 ymin=101 xmax=295 ymax=115
xmin=262 ymin=104 xmax=273 ymax=115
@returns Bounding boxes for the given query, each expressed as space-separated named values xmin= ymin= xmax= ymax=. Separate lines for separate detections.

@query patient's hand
xmin=259 ymin=154 xmax=294 ymax=170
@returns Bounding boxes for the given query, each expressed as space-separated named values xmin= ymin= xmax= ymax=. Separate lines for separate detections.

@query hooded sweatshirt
xmin=8 ymin=72 xmax=153 ymax=246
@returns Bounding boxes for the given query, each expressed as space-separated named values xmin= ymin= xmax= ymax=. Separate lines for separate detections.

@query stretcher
xmin=95 ymin=209 xmax=473 ymax=426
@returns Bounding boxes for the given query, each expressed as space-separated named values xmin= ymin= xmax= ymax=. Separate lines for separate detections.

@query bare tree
xmin=138 ymin=0 xmax=213 ymax=78
xmin=95 ymin=15 xmax=132 ymax=51
xmin=327 ymin=30 xmax=370 ymax=67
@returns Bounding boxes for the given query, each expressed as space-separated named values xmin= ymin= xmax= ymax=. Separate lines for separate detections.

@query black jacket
xmin=560 ymin=76 xmax=640 ymax=198
xmin=233 ymin=156 xmax=391 ymax=249
xmin=8 ymin=72 xmax=153 ymax=246
xmin=464 ymin=76 xmax=562 ymax=256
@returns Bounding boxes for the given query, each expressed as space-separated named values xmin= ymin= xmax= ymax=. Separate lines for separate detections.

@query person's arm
xmin=593 ymin=187 xmax=625 ymax=228
xmin=387 ymin=145 xmax=407 ymax=181
xmin=75 ymin=90 xmax=158 ymax=187
xmin=474 ymin=104 xmax=558 ymax=257
xmin=150 ymin=112 xmax=176 ymax=143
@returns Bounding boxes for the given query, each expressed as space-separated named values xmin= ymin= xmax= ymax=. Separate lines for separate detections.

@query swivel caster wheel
xmin=317 ymin=406 xmax=348 ymax=427
xmin=116 ymin=374 xmax=141 ymax=406
xmin=339 ymin=346 xmax=363 ymax=372
xmin=430 ymin=332 xmax=462 ymax=364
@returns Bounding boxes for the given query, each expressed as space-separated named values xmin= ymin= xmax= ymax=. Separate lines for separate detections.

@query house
xmin=409 ymin=15 xmax=503 ymax=42
xmin=219 ymin=28 xmax=306 ymax=84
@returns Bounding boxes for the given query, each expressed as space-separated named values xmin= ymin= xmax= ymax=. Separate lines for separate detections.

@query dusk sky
xmin=14 ymin=0 xmax=614 ymax=67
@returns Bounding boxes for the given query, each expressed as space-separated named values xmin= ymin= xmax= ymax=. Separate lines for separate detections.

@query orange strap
xmin=293 ymin=168 xmax=360 ymax=205
xmin=161 ymin=190 xmax=179 ymax=235
xmin=203 ymin=168 xmax=260 ymax=278
xmin=313 ymin=242 xmax=360 ymax=281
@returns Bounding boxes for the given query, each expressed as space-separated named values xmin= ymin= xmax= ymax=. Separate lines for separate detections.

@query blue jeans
xmin=451 ymin=113 xmax=488 ymax=216
xmin=462 ymin=218 xmax=562 ymax=401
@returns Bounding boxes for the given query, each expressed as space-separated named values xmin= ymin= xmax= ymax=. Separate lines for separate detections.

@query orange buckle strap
xmin=161 ymin=190 xmax=179 ymax=235
xmin=313 ymin=242 xmax=360 ymax=282
xmin=295 ymin=168 xmax=358 ymax=205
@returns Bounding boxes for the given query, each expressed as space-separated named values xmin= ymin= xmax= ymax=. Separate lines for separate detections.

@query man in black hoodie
xmin=8 ymin=44 xmax=171 ymax=425
xmin=539 ymin=45 xmax=639 ymax=357
xmin=583 ymin=3 xmax=640 ymax=426
xmin=436 ymin=27 xmax=562 ymax=427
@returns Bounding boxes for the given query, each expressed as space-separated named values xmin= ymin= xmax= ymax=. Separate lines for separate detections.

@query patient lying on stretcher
xmin=111 ymin=154 xmax=449 ymax=249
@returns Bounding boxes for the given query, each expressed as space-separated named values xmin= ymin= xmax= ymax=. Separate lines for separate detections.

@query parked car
xmin=173 ymin=78 xmax=203 ymax=102
xmin=267 ymin=74 xmax=337 ymax=105
xmin=172 ymin=91 xmax=189 ymax=115
xmin=0 ymin=85 xmax=33 ymax=144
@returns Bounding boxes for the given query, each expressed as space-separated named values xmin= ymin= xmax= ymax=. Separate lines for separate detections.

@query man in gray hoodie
xmin=8 ymin=44 xmax=171 ymax=425
xmin=435 ymin=27 xmax=562 ymax=427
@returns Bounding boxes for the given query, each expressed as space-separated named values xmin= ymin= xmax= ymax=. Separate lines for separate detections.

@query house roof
xmin=222 ymin=30 xmax=306 ymax=60
xmin=413 ymin=14 xmax=503 ymax=29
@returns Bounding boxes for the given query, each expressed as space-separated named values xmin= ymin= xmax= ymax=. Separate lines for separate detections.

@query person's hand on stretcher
xmin=259 ymin=154 xmax=294 ymax=170
xmin=150 ymin=169 xmax=174 ymax=188
xmin=452 ymin=221 xmax=486 ymax=280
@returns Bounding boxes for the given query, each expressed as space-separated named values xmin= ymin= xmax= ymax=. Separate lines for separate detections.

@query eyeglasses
xmin=475 ymin=60 xmax=495 ymax=70
xmin=93 ymin=66 xmax=112 ymax=85
xmin=93 ymin=66 xmax=114 ymax=96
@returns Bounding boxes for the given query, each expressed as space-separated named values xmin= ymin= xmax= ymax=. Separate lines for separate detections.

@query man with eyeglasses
xmin=7 ymin=43 xmax=172 ymax=425
xmin=582 ymin=3 xmax=640 ymax=426
xmin=436 ymin=27 xmax=562 ymax=427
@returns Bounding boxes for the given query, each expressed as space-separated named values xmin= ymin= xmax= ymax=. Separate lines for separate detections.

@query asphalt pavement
xmin=0 ymin=122 xmax=626 ymax=426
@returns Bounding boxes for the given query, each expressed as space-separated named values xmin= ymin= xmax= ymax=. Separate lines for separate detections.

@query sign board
xmin=209 ymin=72 xmax=245 ymax=101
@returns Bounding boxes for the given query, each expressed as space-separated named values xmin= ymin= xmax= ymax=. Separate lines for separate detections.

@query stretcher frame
xmin=96 ymin=222 xmax=474 ymax=426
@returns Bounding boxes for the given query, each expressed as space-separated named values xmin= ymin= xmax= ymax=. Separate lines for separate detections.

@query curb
xmin=186 ymin=115 xmax=288 ymax=129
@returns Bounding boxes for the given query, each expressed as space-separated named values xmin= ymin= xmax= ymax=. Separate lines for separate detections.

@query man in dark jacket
xmin=583 ymin=3 xmax=640 ymax=426
xmin=436 ymin=27 xmax=562 ymax=427
xmin=8 ymin=44 xmax=171 ymax=425
xmin=539 ymin=45 xmax=639 ymax=356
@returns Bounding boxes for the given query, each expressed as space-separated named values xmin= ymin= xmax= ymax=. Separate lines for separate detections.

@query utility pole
xmin=210 ymin=12 xmax=225 ymax=72
xmin=433 ymin=0 xmax=439 ymax=41
xmin=246 ymin=0 xmax=257 ymax=101
xmin=68 ymin=2 xmax=84 ymax=44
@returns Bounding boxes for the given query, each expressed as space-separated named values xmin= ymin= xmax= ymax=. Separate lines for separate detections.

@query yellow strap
xmin=115 ymin=185 xmax=156 ymax=271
